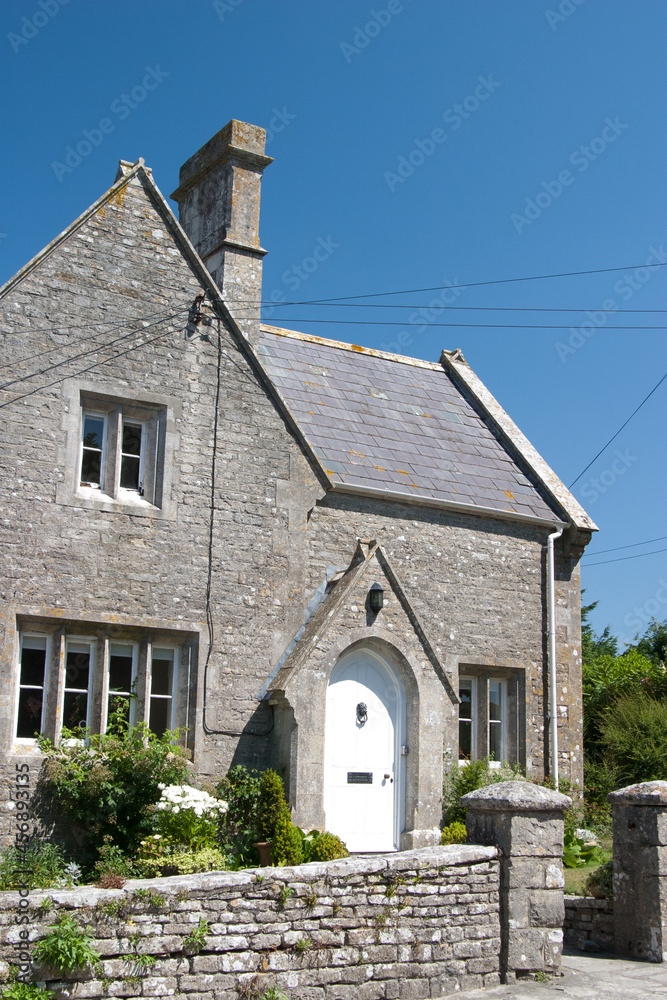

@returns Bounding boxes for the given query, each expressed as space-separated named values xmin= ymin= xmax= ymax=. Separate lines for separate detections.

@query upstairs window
xmin=77 ymin=396 xmax=165 ymax=507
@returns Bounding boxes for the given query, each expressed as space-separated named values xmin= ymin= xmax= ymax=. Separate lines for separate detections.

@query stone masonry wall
xmin=0 ymin=846 xmax=500 ymax=999
xmin=563 ymin=896 xmax=614 ymax=953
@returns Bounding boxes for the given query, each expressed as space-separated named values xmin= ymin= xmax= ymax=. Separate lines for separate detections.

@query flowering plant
xmin=154 ymin=784 xmax=227 ymax=850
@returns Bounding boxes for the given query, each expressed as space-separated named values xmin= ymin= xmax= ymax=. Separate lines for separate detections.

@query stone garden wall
xmin=563 ymin=896 xmax=614 ymax=953
xmin=0 ymin=845 xmax=501 ymax=999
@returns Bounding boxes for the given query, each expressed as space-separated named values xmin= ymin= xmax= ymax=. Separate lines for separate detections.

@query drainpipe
xmin=547 ymin=525 xmax=564 ymax=790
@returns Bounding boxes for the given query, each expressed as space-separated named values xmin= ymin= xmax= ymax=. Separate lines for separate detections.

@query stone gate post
xmin=461 ymin=780 xmax=570 ymax=983
xmin=608 ymin=780 xmax=667 ymax=962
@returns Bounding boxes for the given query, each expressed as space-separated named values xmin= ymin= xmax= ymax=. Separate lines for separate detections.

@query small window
xmin=459 ymin=673 xmax=508 ymax=764
xmin=108 ymin=642 xmax=136 ymax=729
xmin=80 ymin=413 xmax=106 ymax=488
xmin=16 ymin=636 xmax=48 ymax=740
xmin=150 ymin=647 xmax=177 ymax=736
xmin=63 ymin=640 xmax=93 ymax=733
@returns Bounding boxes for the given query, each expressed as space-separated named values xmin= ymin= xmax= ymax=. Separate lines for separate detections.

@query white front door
xmin=324 ymin=649 xmax=404 ymax=852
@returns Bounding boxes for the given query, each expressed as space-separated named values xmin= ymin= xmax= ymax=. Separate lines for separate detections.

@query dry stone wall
xmin=563 ymin=896 xmax=613 ymax=953
xmin=0 ymin=846 xmax=500 ymax=999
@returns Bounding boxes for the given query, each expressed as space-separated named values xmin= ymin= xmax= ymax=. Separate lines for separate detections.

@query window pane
xmin=149 ymin=697 xmax=170 ymax=737
xmin=489 ymin=722 xmax=503 ymax=760
xmin=151 ymin=650 xmax=174 ymax=696
xmin=459 ymin=683 xmax=472 ymax=720
xmin=83 ymin=416 xmax=104 ymax=450
xmin=81 ymin=450 xmax=101 ymax=485
xmin=122 ymin=423 xmax=142 ymax=456
xmin=120 ymin=455 xmax=140 ymax=490
xmin=17 ymin=690 xmax=43 ymax=739
xmin=109 ymin=645 xmax=133 ymax=692
xmin=20 ymin=644 xmax=46 ymax=687
xmin=65 ymin=645 xmax=90 ymax=691
xmin=63 ymin=692 xmax=88 ymax=731
xmin=489 ymin=682 xmax=502 ymax=721
xmin=459 ymin=720 xmax=472 ymax=760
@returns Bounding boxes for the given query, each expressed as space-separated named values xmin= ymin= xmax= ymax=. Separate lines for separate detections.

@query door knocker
xmin=356 ymin=702 xmax=368 ymax=726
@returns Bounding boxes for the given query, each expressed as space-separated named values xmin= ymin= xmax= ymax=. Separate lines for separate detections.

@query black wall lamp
xmin=369 ymin=583 xmax=384 ymax=614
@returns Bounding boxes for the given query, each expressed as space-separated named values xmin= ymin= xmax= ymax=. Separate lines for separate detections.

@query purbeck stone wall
xmin=0 ymin=846 xmax=501 ymax=999
xmin=563 ymin=896 xmax=614 ymax=953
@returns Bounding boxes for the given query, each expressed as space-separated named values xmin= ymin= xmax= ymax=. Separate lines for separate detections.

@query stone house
xmin=0 ymin=120 xmax=596 ymax=852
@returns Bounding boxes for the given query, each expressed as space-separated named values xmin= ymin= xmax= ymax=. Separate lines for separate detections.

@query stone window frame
xmin=12 ymin=617 xmax=195 ymax=750
xmin=458 ymin=663 xmax=525 ymax=768
xmin=57 ymin=381 xmax=180 ymax=519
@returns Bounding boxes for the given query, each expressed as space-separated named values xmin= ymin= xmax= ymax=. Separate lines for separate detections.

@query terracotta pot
xmin=253 ymin=841 xmax=272 ymax=866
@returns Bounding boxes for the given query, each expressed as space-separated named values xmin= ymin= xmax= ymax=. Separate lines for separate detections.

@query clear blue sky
xmin=1 ymin=0 xmax=665 ymax=645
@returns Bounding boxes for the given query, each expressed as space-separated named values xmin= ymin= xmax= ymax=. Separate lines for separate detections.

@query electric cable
xmin=233 ymin=259 xmax=667 ymax=307
xmin=0 ymin=308 xmax=185 ymax=370
xmin=568 ymin=372 xmax=667 ymax=488
xmin=0 ymin=311 xmax=186 ymax=392
xmin=236 ymin=315 xmax=666 ymax=331
xmin=0 ymin=322 xmax=181 ymax=410
xmin=582 ymin=547 xmax=667 ymax=568
xmin=581 ymin=535 xmax=667 ymax=558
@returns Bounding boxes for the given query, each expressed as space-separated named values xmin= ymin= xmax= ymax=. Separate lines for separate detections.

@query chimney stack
xmin=171 ymin=120 xmax=273 ymax=342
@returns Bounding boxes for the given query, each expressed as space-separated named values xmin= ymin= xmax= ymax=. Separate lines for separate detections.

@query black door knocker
xmin=356 ymin=702 xmax=368 ymax=726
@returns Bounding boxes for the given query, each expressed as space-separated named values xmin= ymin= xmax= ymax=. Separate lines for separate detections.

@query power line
xmin=0 ymin=324 xmax=180 ymax=410
xmin=259 ymin=302 xmax=667 ymax=313
xmin=582 ymin=546 xmax=667 ymax=568
xmin=245 ymin=260 xmax=667 ymax=307
xmin=242 ymin=316 xmax=666 ymax=331
xmin=0 ymin=311 xmax=185 ymax=392
xmin=0 ymin=309 xmax=184 ymax=370
xmin=568 ymin=372 xmax=667 ymax=488
xmin=581 ymin=535 xmax=667 ymax=558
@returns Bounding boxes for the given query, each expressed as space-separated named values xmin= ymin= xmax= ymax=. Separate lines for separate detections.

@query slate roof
xmin=258 ymin=325 xmax=560 ymax=522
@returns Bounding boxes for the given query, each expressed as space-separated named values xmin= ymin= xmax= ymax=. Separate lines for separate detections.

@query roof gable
xmin=268 ymin=540 xmax=457 ymax=701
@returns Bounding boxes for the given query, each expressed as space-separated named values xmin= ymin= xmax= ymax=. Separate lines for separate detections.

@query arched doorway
xmin=323 ymin=645 xmax=406 ymax=852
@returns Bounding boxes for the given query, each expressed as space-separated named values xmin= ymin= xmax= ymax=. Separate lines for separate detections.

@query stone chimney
xmin=171 ymin=120 xmax=273 ymax=341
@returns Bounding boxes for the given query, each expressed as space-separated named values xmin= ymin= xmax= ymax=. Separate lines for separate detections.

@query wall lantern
xmin=369 ymin=583 xmax=384 ymax=614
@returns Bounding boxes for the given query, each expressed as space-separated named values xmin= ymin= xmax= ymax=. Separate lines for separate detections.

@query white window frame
xmin=80 ymin=411 xmax=108 ymax=491
xmin=62 ymin=638 xmax=95 ymax=737
xmin=458 ymin=673 xmax=508 ymax=767
xmin=458 ymin=676 xmax=476 ymax=763
xmin=103 ymin=641 xmax=139 ymax=733
xmin=119 ymin=418 xmax=146 ymax=496
xmin=15 ymin=634 xmax=50 ymax=744
xmin=149 ymin=646 xmax=179 ymax=735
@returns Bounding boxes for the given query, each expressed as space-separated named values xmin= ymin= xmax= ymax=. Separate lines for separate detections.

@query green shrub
xmin=153 ymin=784 xmax=227 ymax=850
xmin=93 ymin=840 xmax=135 ymax=882
xmin=307 ymin=831 xmax=349 ymax=862
xmin=217 ymin=765 xmax=263 ymax=863
xmin=443 ymin=757 xmax=525 ymax=824
xmin=584 ymin=858 xmax=614 ymax=899
xmin=1 ymin=984 xmax=53 ymax=1000
xmin=0 ymin=839 xmax=70 ymax=891
xmin=562 ymin=828 xmax=601 ymax=869
xmin=37 ymin=714 xmax=192 ymax=869
xmin=258 ymin=770 xmax=290 ymax=842
xmin=133 ymin=844 xmax=229 ymax=879
xmin=33 ymin=913 xmax=100 ymax=974
xmin=272 ymin=812 xmax=303 ymax=866
xmin=599 ymin=694 xmax=667 ymax=786
xmin=440 ymin=821 xmax=467 ymax=845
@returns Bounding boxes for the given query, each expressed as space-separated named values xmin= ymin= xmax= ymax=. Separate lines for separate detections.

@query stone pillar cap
xmin=460 ymin=780 xmax=571 ymax=812
xmin=608 ymin=780 xmax=667 ymax=806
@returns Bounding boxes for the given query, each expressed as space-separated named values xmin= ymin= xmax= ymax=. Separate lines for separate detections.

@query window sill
xmin=56 ymin=483 xmax=173 ymax=519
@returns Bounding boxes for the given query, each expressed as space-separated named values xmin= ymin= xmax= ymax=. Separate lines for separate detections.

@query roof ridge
xmin=260 ymin=324 xmax=445 ymax=371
